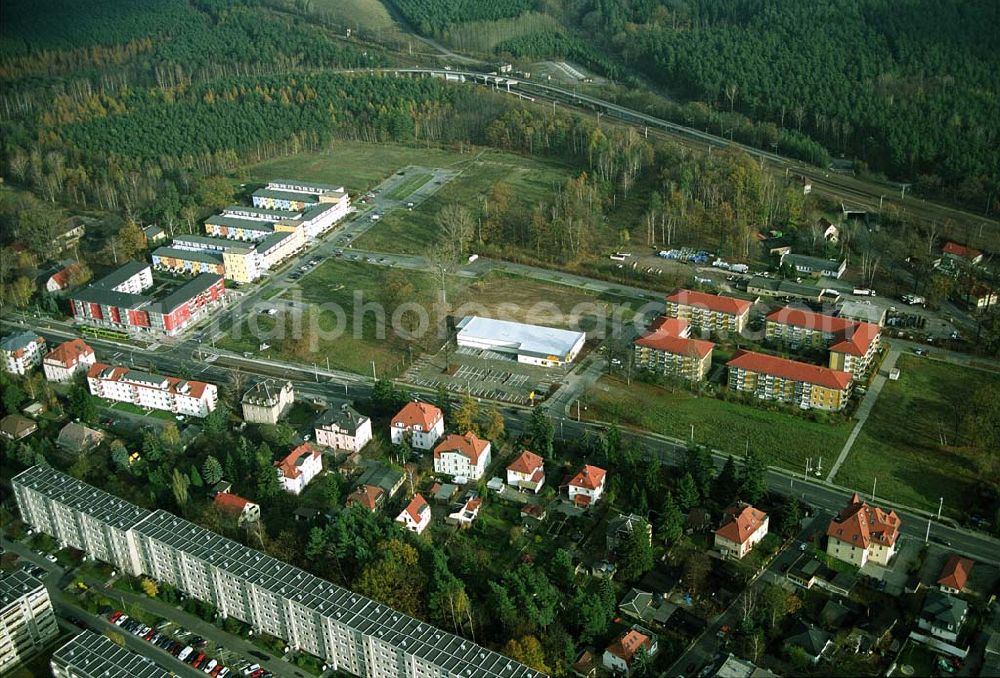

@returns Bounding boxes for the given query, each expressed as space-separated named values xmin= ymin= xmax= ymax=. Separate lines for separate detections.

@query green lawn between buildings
xmin=835 ymin=354 xmax=999 ymax=516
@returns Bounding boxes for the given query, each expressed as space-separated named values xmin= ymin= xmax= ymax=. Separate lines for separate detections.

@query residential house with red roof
xmin=714 ymin=503 xmax=769 ymax=560
xmin=727 ymin=350 xmax=852 ymax=411
xmin=602 ymin=627 xmax=657 ymax=675
xmin=568 ymin=465 xmax=607 ymax=507
xmin=765 ymin=306 xmax=881 ymax=378
xmin=274 ymin=443 xmax=323 ymax=495
xmin=633 ymin=316 xmax=715 ymax=381
xmin=42 ymin=338 xmax=96 ymax=383
xmin=665 ymin=289 xmax=752 ymax=334
xmin=86 ymin=363 xmax=218 ymax=417
xmin=395 ymin=494 xmax=431 ymax=535
xmin=433 ymin=432 xmax=491 ymax=480
xmin=1 ymin=331 xmax=46 ymax=376
xmin=44 ymin=262 xmax=86 ymax=294
xmin=506 ymin=451 xmax=545 ymax=493
xmin=213 ymin=492 xmax=261 ymax=524
xmin=938 ymin=555 xmax=974 ymax=594
xmin=390 ymin=401 xmax=444 ymax=450
xmin=346 ymin=484 xmax=385 ymax=512
xmin=447 ymin=494 xmax=482 ymax=528
xmin=826 ymin=493 xmax=901 ymax=567
xmin=942 ymin=241 xmax=984 ymax=265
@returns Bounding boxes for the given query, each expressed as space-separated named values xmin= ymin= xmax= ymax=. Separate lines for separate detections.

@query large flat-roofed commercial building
xmin=1 ymin=570 xmax=59 ymax=673
xmin=13 ymin=466 xmax=543 ymax=678
xmin=51 ymin=630 xmax=172 ymax=678
xmin=456 ymin=316 xmax=585 ymax=367
xmin=87 ymin=363 xmax=218 ymax=417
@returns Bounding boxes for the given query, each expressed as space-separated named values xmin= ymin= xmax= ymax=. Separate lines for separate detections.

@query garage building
xmin=456 ymin=316 xmax=585 ymax=367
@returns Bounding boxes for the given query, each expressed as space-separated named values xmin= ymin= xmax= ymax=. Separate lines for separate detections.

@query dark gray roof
xmin=148 ymin=273 xmax=222 ymax=314
xmin=93 ymin=261 xmax=150 ymax=290
xmin=922 ymin=590 xmax=968 ymax=627
xmin=252 ymin=188 xmax=320 ymax=203
xmin=781 ymin=253 xmax=845 ymax=272
xmin=204 ymin=214 xmax=275 ymax=232
xmin=316 ymin=404 xmax=369 ymax=436
xmin=242 ymin=379 xmax=292 ymax=406
xmin=152 ymin=247 xmax=224 ymax=266
xmin=257 ymin=230 xmax=294 ymax=253
xmin=70 ymin=286 xmax=150 ymax=309
xmin=1 ymin=329 xmax=42 ymax=352
xmin=224 ymin=205 xmax=302 ymax=221
xmin=52 ymin=630 xmax=172 ymax=678
xmin=0 ymin=569 xmax=46 ymax=608
xmin=787 ymin=624 xmax=831 ymax=657
xmin=12 ymin=465 xmax=151 ymax=531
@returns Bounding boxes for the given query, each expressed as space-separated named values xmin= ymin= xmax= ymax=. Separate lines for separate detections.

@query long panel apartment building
xmin=633 ymin=317 xmax=715 ymax=381
xmin=1 ymin=570 xmax=59 ymax=673
xmin=664 ymin=289 xmax=752 ymax=334
xmin=12 ymin=466 xmax=542 ymax=678
xmin=765 ymin=307 xmax=881 ymax=377
xmin=727 ymin=349 xmax=852 ymax=411
xmin=68 ymin=263 xmax=225 ymax=336
xmin=252 ymin=179 xmax=351 ymax=225
xmin=51 ymin=630 xmax=173 ymax=678
xmin=87 ymin=363 xmax=218 ymax=417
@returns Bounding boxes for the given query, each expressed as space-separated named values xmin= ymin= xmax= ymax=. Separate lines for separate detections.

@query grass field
xmin=835 ymin=355 xmax=999 ymax=515
xmin=584 ymin=376 xmax=853 ymax=472
xmin=353 ymin=150 xmax=577 ymax=256
xmin=221 ymin=261 xmax=635 ymax=377
xmin=385 ymin=172 xmax=432 ymax=200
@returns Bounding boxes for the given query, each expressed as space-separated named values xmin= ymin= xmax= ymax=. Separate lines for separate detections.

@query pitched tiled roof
xmin=275 ymin=443 xmax=320 ymax=480
xmin=826 ymin=493 xmax=900 ymax=549
xmin=48 ymin=262 xmax=85 ymax=290
xmin=570 ymin=465 xmax=606 ymax=490
xmin=44 ymin=338 xmax=94 ymax=368
xmin=392 ymin=401 xmax=443 ymax=430
xmin=938 ymin=555 xmax=973 ymax=591
xmin=606 ymin=629 xmax=652 ymax=664
xmin=943 ymin=241 xmax=982 ymax=259
xmin=434 ymin=432 xmax=489 ymax=465
xmin=1 ymin=330 xmax=43 ymax=354
xmin=347 ymin=485 xmax=384 ymax=511
xmin=727 ymin=350 xmax=853 ymax=390
xmin=214 ymin=492 xmax=252 ymax=514
xmin=634 ymin=316 xmax=714 ymax=358
xmin=767 ymin=307 xmax=880 ymax=356
xmin=507 ymin=450 xmax=544 ymax=475
xmin=666 ymin=289 xmax=752 ymax=316
xmin=715 ymin=503 xmax=767 ymax=545
xmin=87 ymin=363 xmax=211 ymax=399
xmin=403 ymin=494 xmax=429 ymax=524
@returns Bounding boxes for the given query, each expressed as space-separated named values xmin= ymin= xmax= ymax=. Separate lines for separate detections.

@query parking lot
xmin=403 ymin=345 xmax=566 ymax=404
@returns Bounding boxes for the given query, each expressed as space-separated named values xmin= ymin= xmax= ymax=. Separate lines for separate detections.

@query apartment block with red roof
xmin=938 ymin=555 xmax=974 ymax=594
xmin=727 ymin=350 xmax=852 ymax=411
xmin=664 ymin=289 xmax=752 ymax=334
xmin=390 ymin=401 xmax=444 ymax=450
xmin=765 ymin=306 xmax=881 ymax=378
xmin=633 ymin=316 xmax=715 ymax=381
xmin=433 ymin=432 xmax=491 ymax=480
xmin=42 ymin=338 xmax=96 ymax=383
xmin=506 ymin=450 xmax=545 ymax=493
xmin=396 ymin=494 xmax=431 ymax=534
xmin=1 ymin=331 xmax=46 ymax=376
xmin=714 ymin=503 xmax=769 ymax=560
xmin=86 ymin=363 xmax=218 ymax=417
xmin=274 ymin=443 xmax=323 ymax=495
xmin=568 ymin=465 xmax=607 ymax=507
xmin=602 ymin=627 xmax=657 ymax=675
xmin=826 ymin=493 xmax=901 ymax=567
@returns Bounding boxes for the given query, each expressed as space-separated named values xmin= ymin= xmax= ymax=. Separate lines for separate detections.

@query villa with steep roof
xmin=390 ymin=401 xmax=444 ymax=450
xmin=714 ymin=503 xmax=769 ymax=559
xmin=506 ymin=451 xmax=545 ymax=492
xmin=433 ymin=432 xmax=491 ymax=480
xmin=274 ymin=443 xmax=323 ymax=495
xmin=396 ymin=495 xmax=431 ymax=535
xmin=826 ymin=493 xmax=900 ymax=567
xmin=602 ymin=627 xmax=657 ymax=675
xmin=568 ymin=465 xmax=607 ymax=507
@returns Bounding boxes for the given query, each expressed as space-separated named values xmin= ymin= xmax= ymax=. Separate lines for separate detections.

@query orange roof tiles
xmin=214 ymin=492 xmax=252 ymax=514
xmin=606 ymin=629 xmax=652 ymax=664
xmin=44 ymin=338 xmax=94 ymax=368
xmin=392 ymin=401 xmax=443 ymax=430
xmin=434 ymin=432 xmax=490 ymax=465
xmin=666 ymin=289 xmax=752 ymax=316
xmin=507 ymin=450 xmax=544 ymax=475
xmin=403 ymin=494 xmax=429 ymax=524
xmin=274 ymin=443 xmax=320 ymax=480
xmin=347 ymin=484 xmax=384 ymax=511
xmin=767 ymin=307 xmax=880 ymax=356
xmin=634 ymin=315 xmax=714 ymax=358
xmin=715 ymin=503 xmax=768 ymax=545
xmin=826 ymin=493 xmax=900 ymax=549
xmin=570 ymin=465 xmax=606 ymax=490
xmin=937 ymin=555 xmax=973 ymax=591
xmin=728 ymin=350 xmax=853 ymax=390
xmin=943 ymin=241 xmax=982 ymax=260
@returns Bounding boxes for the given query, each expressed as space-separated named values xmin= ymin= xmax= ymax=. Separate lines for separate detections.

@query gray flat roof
xmin=93 ymin=261 xmax=150 ymax=290
xmin=204 ymin=214 xmax=275 ymax=232
xmin=456 ymin=315 xmax=585 ymax=359
xmin=12 ymin=465 xmax=151 ymax=531
xmin=0 ymin=569 xmax=45 ymax=607
xmin=781 ymin=253 xmax=844 ymax=271
xmin=269 ymin=179 xmax=343 ymax=192
xmin=149 ymin=273 xmax=222 ymax=314
xmin=257 ymin=230 xmax=294 ymax=253
xmin=171 ymin=234 xmax=256 ymax=251
xmin=747 ymin=276 xmax=819 ymax=298
xmin=838 ymin=300 xmax=886 ymax=324
xmin=152 ymin=247 xmax=224 ymax=266
xmin=253 ymin=188 xmax=320 ymax=203
xmin=70 ymin=287 xmax=150 ymax=309
xmin=224 ymin=205 xmax=302 ymax=221
xmin=52 ymin=631 xmax=172 ymax=678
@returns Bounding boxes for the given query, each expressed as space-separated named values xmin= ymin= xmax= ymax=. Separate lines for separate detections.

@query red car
xmin=108 ymin=611 xmax=123 ymax=623
xmin=190 ymin=653 xmax=205 ymax=667
xmin=210 ymin=666 xmax=224 ymax=677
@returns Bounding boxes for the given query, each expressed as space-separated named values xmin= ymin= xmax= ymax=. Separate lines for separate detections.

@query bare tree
xmin=436 ymin=203 xmax=475 ymax=262
xmin=725 ymin=83 xmax=738 ymax=112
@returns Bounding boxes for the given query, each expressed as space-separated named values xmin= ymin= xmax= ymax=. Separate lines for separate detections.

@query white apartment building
xmin=1 ymin=331 xmax=46 ymax=376
xmin=433 ymin=432 xmax=492 ymax=480
xmin=314 ymin=404 xmax=372 ymax=452
xmin=12 ymin=466 xmax=543 ymax=678
xmin=1 ymin=570 xmax=59 ymax=674
xmin=390 ymin=402 xmax=444 ymax=450
xmin=87 ymin=363 xmax=217 ymax=417
xmin=241 ymin=380 xmax=294 ymax=425
xmin=42 ymin=338 xmax=96 ymax=383
xmin=51 ymin=630 xmax=173 ymax=678
xmin=275 ymin=443 xmax=323 ymax=495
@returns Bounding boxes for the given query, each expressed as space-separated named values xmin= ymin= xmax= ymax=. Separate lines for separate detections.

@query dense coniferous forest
xmin=388 ymin=0 xmax=1000 ymax=208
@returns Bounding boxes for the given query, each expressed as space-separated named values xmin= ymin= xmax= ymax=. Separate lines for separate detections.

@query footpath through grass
xmin=584 ymin=376 xmax=852 ymax=472
xmin=835 ymin=355 xmax=999 ymax=515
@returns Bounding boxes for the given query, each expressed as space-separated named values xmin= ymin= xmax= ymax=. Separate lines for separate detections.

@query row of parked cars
xmin=107 ymin=611 xmax=270 ymax=677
